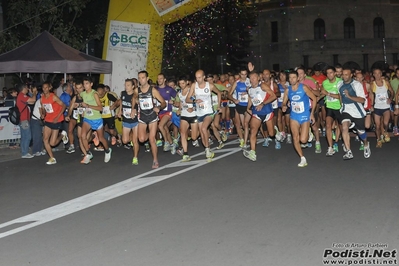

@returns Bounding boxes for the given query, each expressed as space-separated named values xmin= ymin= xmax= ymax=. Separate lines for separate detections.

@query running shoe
xmin=333 ymin=143 xmax=339 ymax=153
xmin=217 ymin=141 xmax=224 ymax=150
xmin=21 ymin=153 xmax=34 ymax=159
xmin=61 ymin=130 xmax=69 ymax=145
xmin=308 ymin=130 xmax=314 ymax=142
xmin=307 ymin=142 xmax=312 ymax=148
xmin=298 ymin=156 xmax=307 ymax=167
xmin=205 ymin=148 xmax=214 ymax=161
xmin=274 ymin=126 xmax=282 ymax=142
xmin=243 ymin=149 xmax=256 ymax=161
xmin=262 ymin=137 xmax=271 ymax=147
xmin=192 ymin=139 xmax=200 ymax=147
xmin=182 ymin=155 xmax=191 ymax=162
xmin=163 ymin=142 xmax=171 ymax=152
xmin=220 ymin=131 xmax=228 ymax=142
xmin=326 ymin=147 xmax=335 ymax=156
xmin=332 ymin=130 xmax=336 ymax=141
xmin=34 ymin=152 xmax=42 ymax=157
xmin=66 ymin=145 xmax=75 ymax=154
xmin=239 ymin=139 xmax=245 ymax=148
xmin=376 ymin=140 xmax=383 ymax=148
xmin=81 ymin=154 xmax=91 ymax=164
xmin=104 ymin=148 xmax=112 ymax=163
xmin=94 ymin=146 xmax=104 ymax=152
xmin=132 ymin=157 xmax=138 ymax=165
xmin=342 ymin=143 xmax=348 ymax=153
xmin=171 ymin=143 xmax=177 ymax=155
xmin=208 ymin=138 xmax=214 ymax=145
xmin=394 ymin=126 xmax=399 ymax=136
xmin=46 ymin=157 xmax=57 ymax=165
xmin=176 ymin=148 xmax=184 ymax=156
xmin=315 ymin=143 xmax=321 ymax=153
xmin=384 ymin=132 xmax=390 ymax=143
xmin=364 ymin=143 xmax=371 ymax=159
xmin=343 ymin=150 xmax=354 ymax=160
xmin=286 ymin=134 xmax=292 ymax=144
xmin=156 ymin=140 xmax=163 ymax=147
xmin=359 ymin=142 xmax=364 ymax=151
xmin=152 ymin=161 xmax=159 ymax=169
xmin=275 ymin=140 xmax=281 ymax=150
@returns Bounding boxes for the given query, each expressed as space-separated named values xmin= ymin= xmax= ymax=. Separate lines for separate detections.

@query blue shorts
xmin=123 ymin=121 xmax=138 ymax=129
xmin=290 ymin=111 xmax=311 ymax=125
xmin=83 ymin=118 xmax=103 ymax=130
xmin=171 ymin=112 xmax=180 ymax=128
xmin=197 ymin=113 xmax=213 ymax=123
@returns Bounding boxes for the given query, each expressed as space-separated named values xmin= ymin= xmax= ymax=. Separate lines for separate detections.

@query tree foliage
xmin=0 ymin=0 xmax=109 ymax=53
xmin=162 ymin=0 xmax=257 ymax=77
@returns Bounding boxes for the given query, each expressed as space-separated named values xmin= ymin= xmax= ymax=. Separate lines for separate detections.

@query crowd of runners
xmin=10 ymin=63 xmax=399 ymax=168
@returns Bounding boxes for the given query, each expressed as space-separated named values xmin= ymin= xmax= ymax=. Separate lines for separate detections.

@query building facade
xmin=248 ymin=0 xmax=399 ymax=71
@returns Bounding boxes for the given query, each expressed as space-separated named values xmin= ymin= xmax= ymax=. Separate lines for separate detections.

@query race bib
xmin=252 ymin=94 xmax=263 ymax=106
xmin=77 ymin=107 xmax=85 ymax=114
xmin=43 ymin=103 xmax=54 ymax=113
xmin=212 ymin=95 xmax=218 ymax=106
xmin=327 ymin=94 xmax=338 ymax=102
xmin=291 ymin=101 xmax=305 ymax=113
xmin=238 ymin=92 xmax=248 ymax=103
xmin=272 ymin=100 xmax=278 ymax=109
xmin=376 ymin=93 xmax=387 ymax=104
xmin=123 ymin=108 xmax=132 ymax=118
xmin=85 ymin=108 xmax=93 ymax=117
xmin=197 ymin=101 xmax=208 ymax=110
xmin=139 ymin=97 xmax=153 ymax=110
xmin=102 ymin=106 xmax=111 ymax=115
xmin=72 ymin=110 xmax=78 ymax=119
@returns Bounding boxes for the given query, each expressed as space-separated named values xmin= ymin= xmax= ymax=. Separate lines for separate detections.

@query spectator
xmin=16 ymin=83 xmax=37 ymax=158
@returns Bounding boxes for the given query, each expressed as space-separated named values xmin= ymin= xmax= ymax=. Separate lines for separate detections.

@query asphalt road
xmin=0 ymin=137 xmax=398 ymax=266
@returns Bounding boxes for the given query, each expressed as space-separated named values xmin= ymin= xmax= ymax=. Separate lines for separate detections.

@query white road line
xmin=0 ymin=144 xmax=245 ymax=239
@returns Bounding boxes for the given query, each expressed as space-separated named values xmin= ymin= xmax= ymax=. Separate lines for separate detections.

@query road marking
xmin=0 ymin=140 xmax=248 ymax=239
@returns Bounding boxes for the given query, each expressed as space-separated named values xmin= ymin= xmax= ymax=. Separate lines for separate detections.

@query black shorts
xmin=235 ymin=104 xmax=247 ymax=115
xmin=229 ymin=107 xmax=236 ymax=118
xmin=180 ymin=116 xmax=198 ymax=124
xmin=103 ymin=117 xmax=115 ymax=129
xmin=326 ymin=107 xmax=341 ymax=120
xmin=339 ymin=113 xmax=365 ymax=131
xmin=273 ymin=108 xmax=279 ymax=118
xmin=138 ymin=112 xmax=158 ymax=124
xmin=45 ymin=121 xmax=63 ymax=130
xmin=373 ymin=108 xmax=390 ymax=116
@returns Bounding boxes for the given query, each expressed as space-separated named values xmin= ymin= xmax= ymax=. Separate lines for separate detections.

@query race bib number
xmin=252 ymin=95 xmax=263 ymax=106
xmin=238 ymin=93 xmax=248 ymax=103
xmin=72 ymin=110 xmax=78 ymax=119
xmin=212 ymin=95 xmax=218 ymax=106
xmin=102 ymin=106 xmax=111 ymax=115
xmin=327 ymin=94 xmax=338 ymax=102
xmin=85 ymin=108 xmax=93 ymax=117
xmin=272 ymin=100 xmax=278 ymax=109
xmin=139 ymin=98 xmax=153 ymax=110
xmin=77 ymin=107 xmax=85 ymax=114
xmin=376 ymin=93 xmax=387 ymax=104
xmin=197 ymin=101 xmax=208 ymax=110
xmin=43 ymin=103 xmax=54 ymax=113
xmin=291 ymin=101 xmax=305 ymax=113
xmin=123 ymin=108 xmax=132 ymax=118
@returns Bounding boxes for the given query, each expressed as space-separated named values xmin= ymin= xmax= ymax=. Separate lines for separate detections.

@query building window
xmin=271 ymin=21 xmax=278 ymax=42
xmin=314 ymin=18 xmax=325 ymax=40
xmin=373 ymin=17 xmax=385 ymax=38
xmin=344 ymin=18 xmax=355 ymax=39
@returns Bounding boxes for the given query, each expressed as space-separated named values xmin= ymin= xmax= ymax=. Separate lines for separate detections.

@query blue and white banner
xmin=104 ymin=20 xmax=150 ymax=95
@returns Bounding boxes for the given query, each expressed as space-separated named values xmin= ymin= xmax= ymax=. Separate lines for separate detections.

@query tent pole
xmin=64 ymin=73 xmax=67 ymax=83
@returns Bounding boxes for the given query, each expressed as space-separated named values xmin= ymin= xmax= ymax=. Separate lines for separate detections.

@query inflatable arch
xmin=103 ymin=0 xmax=215 ymax=93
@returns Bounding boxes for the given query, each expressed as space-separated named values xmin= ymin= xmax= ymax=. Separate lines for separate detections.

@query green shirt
xmin=80 ymin=90 xmax=102 ymax=120
xmin=322 ymin=78 xmax=341 ymax=110
xmin=390 ymin=78 xmax=399 ymax=93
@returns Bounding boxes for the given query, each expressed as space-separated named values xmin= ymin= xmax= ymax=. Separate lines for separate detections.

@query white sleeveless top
xmin=179 ymin=89 xmax=196 ymax=118
xmin=195 ymin=82 xmax=213 ymax=116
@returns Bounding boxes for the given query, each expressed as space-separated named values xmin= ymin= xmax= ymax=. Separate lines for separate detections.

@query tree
xmin=162 ymin=0 xmax=257 ymax=77
xmin=0 ymin=0 xmax=109 ymax=53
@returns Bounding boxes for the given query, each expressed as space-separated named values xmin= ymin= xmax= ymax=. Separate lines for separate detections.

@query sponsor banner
xmin=104 ymin=20 xmax=150 ymax=95
xmin=0 ymin=107 xmax=21 ymax=140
